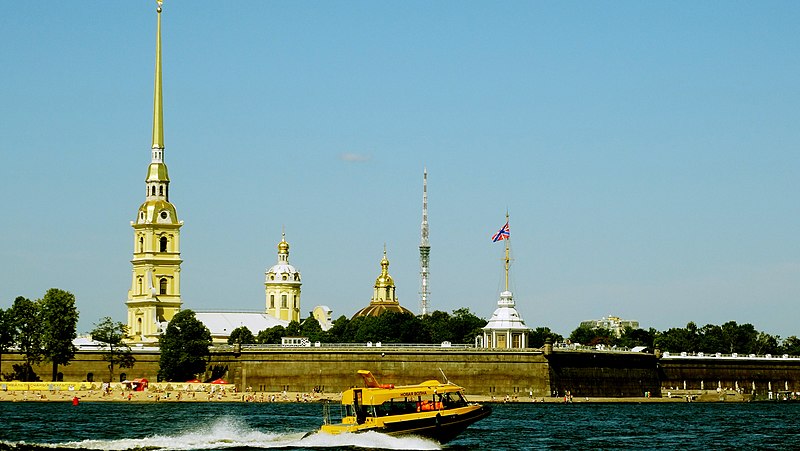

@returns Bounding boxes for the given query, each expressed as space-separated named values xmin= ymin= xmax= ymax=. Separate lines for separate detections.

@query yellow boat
xmin=315 ymin=370 xmax=491 ymax=444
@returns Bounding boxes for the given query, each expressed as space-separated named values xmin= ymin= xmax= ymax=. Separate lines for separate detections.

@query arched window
xmin=87 ymin=372 xmax=94 ymax=382
xmin=139 ymin=236 xmax=144 ymax=252
xmin=160 ymin=236 xmax=168 ymax=252
xmin=160 ymin=278 xmax=168 ymax=295
xmin=136 ymin=318 xmax=142 ymax=334
xmin=137 ymin=277 xmax=143 ymax=295
xmin=282 ymin=274 xmax=288 ymax=281
xmin=159 ymin=185 xmax=164 ymax=196
xmin=281 ymin=294 xmax=287 ymax=308
xmin=270 ymin=295 xmax=275 ymax=308
xmin=151 ymin=186 xmax=156 ymax=196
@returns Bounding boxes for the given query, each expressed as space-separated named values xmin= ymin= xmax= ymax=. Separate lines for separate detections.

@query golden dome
xmin=278 ymin=237 xmax=289 ymax=254
xmin=374 ymin=250 xmax=394 ymax=288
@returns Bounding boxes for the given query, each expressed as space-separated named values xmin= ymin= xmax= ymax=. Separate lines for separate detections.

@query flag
xmin=491 ymin=221 xmax=510 ymax=242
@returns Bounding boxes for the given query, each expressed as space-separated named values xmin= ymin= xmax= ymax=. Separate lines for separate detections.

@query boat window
xmin=377 ymin=398 xmax=418 ymax=416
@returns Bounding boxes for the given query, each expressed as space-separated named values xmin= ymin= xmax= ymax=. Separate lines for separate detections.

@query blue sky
xmin=1 ymin=1 xmax=798 ymax=338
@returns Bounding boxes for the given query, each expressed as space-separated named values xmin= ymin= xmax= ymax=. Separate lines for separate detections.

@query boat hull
xmin=381 ymin=404 xmax=492 ymax=443
xmin=318 ymin=404 xmax=492 ymax=444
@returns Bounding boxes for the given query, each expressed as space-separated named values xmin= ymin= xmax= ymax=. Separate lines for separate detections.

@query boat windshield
xmin=440 ymin=391 xmax=468 ymax=409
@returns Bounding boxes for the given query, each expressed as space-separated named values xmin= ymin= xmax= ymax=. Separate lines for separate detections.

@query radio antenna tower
xmin=419 ymin=168 xmax=431 ymax=316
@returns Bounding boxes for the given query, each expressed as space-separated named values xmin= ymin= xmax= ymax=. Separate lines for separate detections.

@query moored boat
xmin=313 ymin=370 xmax=491 ymax=444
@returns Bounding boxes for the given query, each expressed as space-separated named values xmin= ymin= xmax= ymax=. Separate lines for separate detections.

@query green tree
xmin=324 ymin=315 xmax=350 ymax=343
xmin=256 ymin=325 xmax=285 ymax=344
xmin=421 ymin=311 xmax=452 ymax=343
xmin=569 ymin=324 xmax=612 ymax=346
xmin=40 ymin=288 xmax=79 ymax=381
xmin=655 ymin=322 xmax=699 ymax=353
xmin=448 ymin=308 xmax=487 ymax=344
xmin=781 ymin=336 xmax=800 ymax=356
xmin=158 ymin=310 xmax=212 ymax=382
xmin=615 ymin=327 xmax=656 ymax=349
xmin=228 ymin=326 xmax=256 ymax=345
xmin=300 ymin=317 xmax=324 ymax=342
xmin=91 ymin=317 xmax=135 ymax=383
xmin=528 ymin=327 xmax=563 ymax=348
xmin=0 ymin=308 xmax=17 ymax=380
xmin=285 ymin=320 xmax=302 ymax=337
xmin=9 ymin=296 xmax=43 ymax=381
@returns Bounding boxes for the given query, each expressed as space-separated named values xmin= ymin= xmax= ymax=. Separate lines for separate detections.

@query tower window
xmin=294 ymin=295 xmax=298 ymax=309
xmin=151 ymin=186 xmax=156 ymax=196
xmin=281 ymin=294 xmax=287 ymax=308
xmin=160 ymin=236 xmax=168 ymax=252
xmin=139 ymin=237 xmax=144 ymax=252
xmin=159 ymin=278 xmax=168 ymax=295
xmin=159 ymin=185 xmax=164 ymax=196
xmin=282 ymin=274 xmax=288 ymax=281
xmin=137 ymin=277 xmax=143 ymax=295
xmin=270 ymin=295 xmax=275 ymax=308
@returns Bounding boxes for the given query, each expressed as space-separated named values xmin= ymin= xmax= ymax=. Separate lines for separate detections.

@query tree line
xmin=0 ymin=289 xmax=138 ymax=383
xmin=226 ymin=308 xmax=487 ymax=346
xmin=543 ymin=320 xmax=800 ymax=356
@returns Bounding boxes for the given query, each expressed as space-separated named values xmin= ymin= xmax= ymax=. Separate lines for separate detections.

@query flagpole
xmin=504 ymin=212 xmax=510 ymax=292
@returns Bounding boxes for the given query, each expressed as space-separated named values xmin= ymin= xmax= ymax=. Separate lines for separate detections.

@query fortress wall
xmin=0 ymin=351 xmax=161 ymax=383
xmin=546 ymin=351 xmax=661 ymax=397
xmin=658 ymin=357 xmax=800 ymax=394
xmin=212 ymin=348 xmax=552 ymax=397
xmin=6 ymin=349 xmax=800 ymax=399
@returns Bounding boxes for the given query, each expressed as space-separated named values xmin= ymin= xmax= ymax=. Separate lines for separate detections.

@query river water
xmin=1 ymin=401 xmax=799 ymax=450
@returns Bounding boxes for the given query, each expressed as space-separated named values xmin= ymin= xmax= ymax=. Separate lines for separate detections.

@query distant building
xmin=311 ymin=305 xmax=334 ymax=331
xmin=195 ymin=311 xmax=286 ymax=344
xmin=352 ymin=248 xmax=414 ymax=318
xmin=580 ymin=315 xmax=640 ymax=338
xmin=265 ymin=233 xmax=302 ymax=322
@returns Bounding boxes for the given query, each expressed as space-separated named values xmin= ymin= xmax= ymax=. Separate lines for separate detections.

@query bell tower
xmin=126 ymin=0 xmax=183 ymax=343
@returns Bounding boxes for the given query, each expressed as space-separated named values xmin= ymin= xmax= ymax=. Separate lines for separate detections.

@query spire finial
xmin=151 ymin=0 xmax=165 ymax=156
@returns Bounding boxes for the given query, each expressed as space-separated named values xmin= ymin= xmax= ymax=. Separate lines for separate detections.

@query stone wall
xmin=5 ymin=348 xmax=800 ymax=399
xmin=659 ymin=356 xmax=800 ymax=396
xmin=213 ymin=347 xmax=551 ymax=397
xmin=546 ymin=350 xmax=661 ymax=397
xmin=0 ymin=351 xmax=161 ymax=383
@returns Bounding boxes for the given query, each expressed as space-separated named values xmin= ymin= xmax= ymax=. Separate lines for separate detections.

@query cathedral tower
xmin=126 ymin=0 xmax=183 ymax=343
xmin=265 ymin=233 xmax=301 ymax=322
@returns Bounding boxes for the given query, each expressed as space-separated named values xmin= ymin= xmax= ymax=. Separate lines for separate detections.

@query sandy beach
xmin=0 ymin=386 xmax=747 ymax=403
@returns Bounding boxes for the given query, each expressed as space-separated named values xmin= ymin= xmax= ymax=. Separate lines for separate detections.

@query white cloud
xmin=339 ymin=152 xmax=371 ymax=162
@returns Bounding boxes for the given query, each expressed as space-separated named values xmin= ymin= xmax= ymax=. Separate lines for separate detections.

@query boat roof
xmin=342 ymin=371 xmax=464 ymax=405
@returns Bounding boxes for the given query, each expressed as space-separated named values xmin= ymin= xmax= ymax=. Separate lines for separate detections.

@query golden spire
xmin=151 ymin=0 xmax=164 ymax=154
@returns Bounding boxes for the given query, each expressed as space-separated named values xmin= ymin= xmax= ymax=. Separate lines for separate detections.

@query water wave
xmin=0 ymin=416 xmax=440 ymax=451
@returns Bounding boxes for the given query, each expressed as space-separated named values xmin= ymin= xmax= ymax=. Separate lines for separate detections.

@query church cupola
xmin=265 ymin=232 xmax=302 ymax=322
